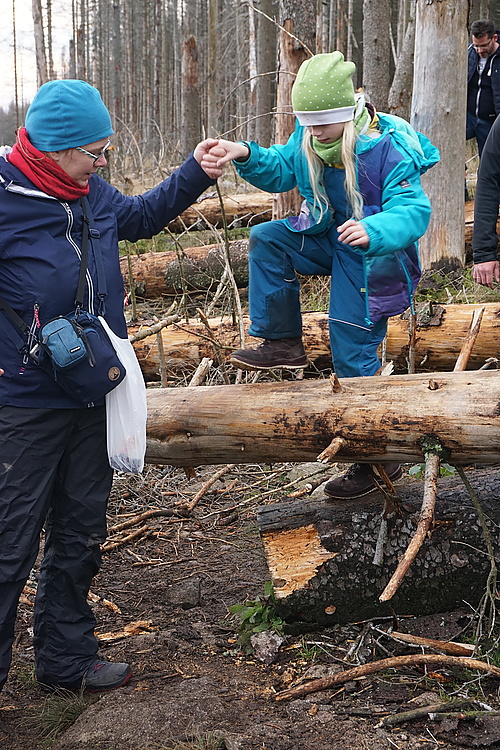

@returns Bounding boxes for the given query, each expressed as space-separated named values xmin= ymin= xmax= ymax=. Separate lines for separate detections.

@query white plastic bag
xmin=99 ymin=317 xmax=147 ymax=473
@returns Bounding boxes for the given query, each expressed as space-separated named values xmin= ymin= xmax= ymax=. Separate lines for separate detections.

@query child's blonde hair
xmin=303 ymin=121 xmax=364 ymax=222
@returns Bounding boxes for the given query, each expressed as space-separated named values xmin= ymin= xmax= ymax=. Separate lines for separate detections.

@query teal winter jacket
xmin=234 ymin=113 xmax=440 ymax=323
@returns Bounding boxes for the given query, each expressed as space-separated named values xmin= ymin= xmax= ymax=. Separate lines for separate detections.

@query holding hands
xmin=199 ymin=139 xmax=250 ymax=174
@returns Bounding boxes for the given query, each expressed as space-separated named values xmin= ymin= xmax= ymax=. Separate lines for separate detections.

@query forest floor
xmin=2 ymin=462 xmax=500 ymax=750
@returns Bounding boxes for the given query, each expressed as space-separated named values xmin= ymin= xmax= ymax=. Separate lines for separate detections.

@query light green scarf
xmin=312 ymin=103 xmax=372 ymax=166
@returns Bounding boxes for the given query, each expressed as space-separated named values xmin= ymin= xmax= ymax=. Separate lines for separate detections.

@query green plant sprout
xmin=230 ymin=581 xmax=284 ymax=654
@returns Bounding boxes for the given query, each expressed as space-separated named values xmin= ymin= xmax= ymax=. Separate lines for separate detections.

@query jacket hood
xmin=357 ymin=112 xmax=440 ymax=174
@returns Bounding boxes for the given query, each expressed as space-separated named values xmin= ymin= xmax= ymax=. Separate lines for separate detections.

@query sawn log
xmin=133 ymin=303 xmax=500 ymax=381
xmin=255 ymin=468 xmax=500 ymax=625
xmin=145 ymin=369 xmax=500 ymax=466
xmin=121 ymin=240 xmax=250 ymax=298
xmin=166 ymin=190 xmax=272 ymax=233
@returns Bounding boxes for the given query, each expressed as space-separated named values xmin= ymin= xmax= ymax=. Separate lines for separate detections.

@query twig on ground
xmin=376 ymin=698 xmax=477 ymax=728
xmin=108 ymin=508 xmax=177 ymax=534
xmin=372 ymin=628 xmax=475 ymax=656
xmin=102 ymin=524 xmax=151 ymax=552
xmin=196 ymin=307 xmax=231 ymax=384
xmin=188 ymin=357 xmax=213 ymax=387
xmin=274 ymin=654 xmax=500 ymax=702
xmin=186 ymin=464 xmax=236 ymax=512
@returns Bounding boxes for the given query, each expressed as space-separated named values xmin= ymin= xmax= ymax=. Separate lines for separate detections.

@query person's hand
xmin=473 ymin=260 xmax=500 ymax=288
xmin=337 ymin=219 xmax=370 ymax=248
xmin=193 ymin=138 xmax=225 ymax=179
xmin=210 ymin=139 xmax=250 ymax=167
xmin=0 ymin=369 xmax=3 ymax=376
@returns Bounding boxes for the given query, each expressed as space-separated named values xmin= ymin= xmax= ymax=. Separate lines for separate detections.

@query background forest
xmin=1 ymin=0 xmax=499 ymax=160
xmin=1 ymin=0 xmax=500 ymax=271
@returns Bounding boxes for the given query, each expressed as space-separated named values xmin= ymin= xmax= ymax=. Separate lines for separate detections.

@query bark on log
xmin=166 ymin=191 xmax=272 ymax=233
xmin=132 ymin=303 xmax=500 ymax=381
xmin=121 ymin=240 xmax=250 ymax=298
xmin=144 ymin=369 xmax=500 ymax=466
xmin=255 ymin=468 xmax=500 ymax=625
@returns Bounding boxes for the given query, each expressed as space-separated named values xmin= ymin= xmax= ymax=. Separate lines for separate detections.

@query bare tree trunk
xmin=32 ymin=0 xmax=48 ymax=85
xmin=180 ymin=34 xmax=201 ymax=158
xmin=257 ymin=468 xmax=500 ymax=625
xmin=247 ymin=0 xmax=258 ymax=141
xmin=207 ymin=0 xmax=218 ymax=137
xmin=273 ymin=0 xmax=315 ymax=220
xmin=12 ymin=0 xmax=20 ymax=126
xmin=255 ymin=0 xmax=277 ymax=147
xmin=387 ymin=0 xmax=415 ymax=120
xmin=362 ymin=0 xmax=391 ymax=110
xmin=411 ymin=0 xmax=468 ymax=271
xmin=131 ymin=303 xmax=500 ymax=381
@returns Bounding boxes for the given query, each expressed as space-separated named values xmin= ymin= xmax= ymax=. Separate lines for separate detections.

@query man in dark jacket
xmin=472 ymin=113 xmax=500 ymax=287
xmin=467 ymin=19 xmax=500 ymax=156
xmin=0 ymin=79 xmax=222 ymax=695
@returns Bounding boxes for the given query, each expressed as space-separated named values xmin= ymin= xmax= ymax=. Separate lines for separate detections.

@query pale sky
xmin=0 ymin=0 xmax=72 ymax=110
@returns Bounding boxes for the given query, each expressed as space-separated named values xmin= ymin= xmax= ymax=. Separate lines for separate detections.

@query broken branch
xmin=274 ymin=654 xmax=500 ymax=701
xmin=379 ymin=449 xmax=440 ymax=602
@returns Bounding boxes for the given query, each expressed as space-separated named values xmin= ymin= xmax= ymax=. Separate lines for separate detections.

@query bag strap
xmin=0 ymin=195 xmax=107 ymax=347
xmin=79 ymin=195 xmax=108 ymax=315
xmin=75 ymin=196 xmax=90 ymax=311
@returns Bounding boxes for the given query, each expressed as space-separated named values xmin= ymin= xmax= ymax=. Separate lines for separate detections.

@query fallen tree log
xmin=256 ymin=467 xmax=500 ymax=625
xmin=144 ymin=369 xmax=500 ymax=466
xmin=132 ymin=302 xmax=500 ymax=381
xmin=165 ymin=190 xmax=272 ymax=233
xmin=121 ymin=240 xmax=249 ymax=298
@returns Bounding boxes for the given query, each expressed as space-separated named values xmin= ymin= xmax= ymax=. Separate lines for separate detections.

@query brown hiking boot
xmin=230 ymin=337 xmax=308 ymax=371
xmin=324 ymin=462 xmax=403 ymax=500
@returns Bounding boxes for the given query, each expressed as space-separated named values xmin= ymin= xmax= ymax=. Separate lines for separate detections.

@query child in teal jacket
xmin=202 ymin=52 xmax=439 ymax=499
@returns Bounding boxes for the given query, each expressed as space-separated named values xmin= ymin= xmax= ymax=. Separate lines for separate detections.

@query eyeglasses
xmin=75 ymin=140 xmax=111 ymax=164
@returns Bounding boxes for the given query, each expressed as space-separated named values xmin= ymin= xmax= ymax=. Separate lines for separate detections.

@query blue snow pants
xmin=0 ymin=405 xmax=113 ymax=690
xmin=246 ymin=219 xmax=388 ymax=378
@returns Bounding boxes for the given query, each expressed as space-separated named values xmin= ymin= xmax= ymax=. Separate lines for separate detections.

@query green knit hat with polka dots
xmin=291 ymin=52 xmax=356 ymax=126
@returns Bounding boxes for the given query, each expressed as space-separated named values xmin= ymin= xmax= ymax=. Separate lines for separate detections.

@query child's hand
xmin=210 ymin=139 xmax=250 ymax=166
xmin=337 ymin=219 xmax=370 ymax=248
xmin=194 ymin=138 xmax=224 ymax=179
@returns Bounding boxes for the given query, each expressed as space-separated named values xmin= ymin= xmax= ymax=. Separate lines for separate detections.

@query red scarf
xmin=8 ymin=127 xmax=90 ymax=201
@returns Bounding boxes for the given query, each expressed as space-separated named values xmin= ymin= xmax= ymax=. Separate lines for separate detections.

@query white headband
xmin=293 ymin=105 xmax=355 ymax=127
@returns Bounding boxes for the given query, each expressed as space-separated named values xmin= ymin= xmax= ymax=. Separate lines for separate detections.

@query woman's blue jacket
xmin=0 ymin=152 xmax=213 ymax=408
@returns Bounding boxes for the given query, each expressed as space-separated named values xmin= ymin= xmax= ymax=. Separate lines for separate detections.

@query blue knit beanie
xmin=25 ymin=79 xmax=113 ymax=151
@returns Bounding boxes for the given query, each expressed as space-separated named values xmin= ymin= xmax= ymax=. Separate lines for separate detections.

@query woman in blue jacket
xmin=0 ymin=79 xmax=222 ymax=694
xmin=202 ymin=52 xmax=439 ymax=500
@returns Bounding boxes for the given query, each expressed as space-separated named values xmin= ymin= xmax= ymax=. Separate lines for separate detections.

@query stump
xmin=256 ymin=468 xmax=500 ymax=626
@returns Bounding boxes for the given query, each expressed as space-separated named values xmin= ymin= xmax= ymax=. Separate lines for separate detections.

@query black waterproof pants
xmin=0 ymin=406 xmax=113 ymax=690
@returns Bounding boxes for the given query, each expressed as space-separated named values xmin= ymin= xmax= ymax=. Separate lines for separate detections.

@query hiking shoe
xmin=324 ymin=462 xmax=403 ymax=500
xmin=82 ymin=659 xmax=132 ymax=692
xmin=230 ymin=337 xmax=308 ymax=371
